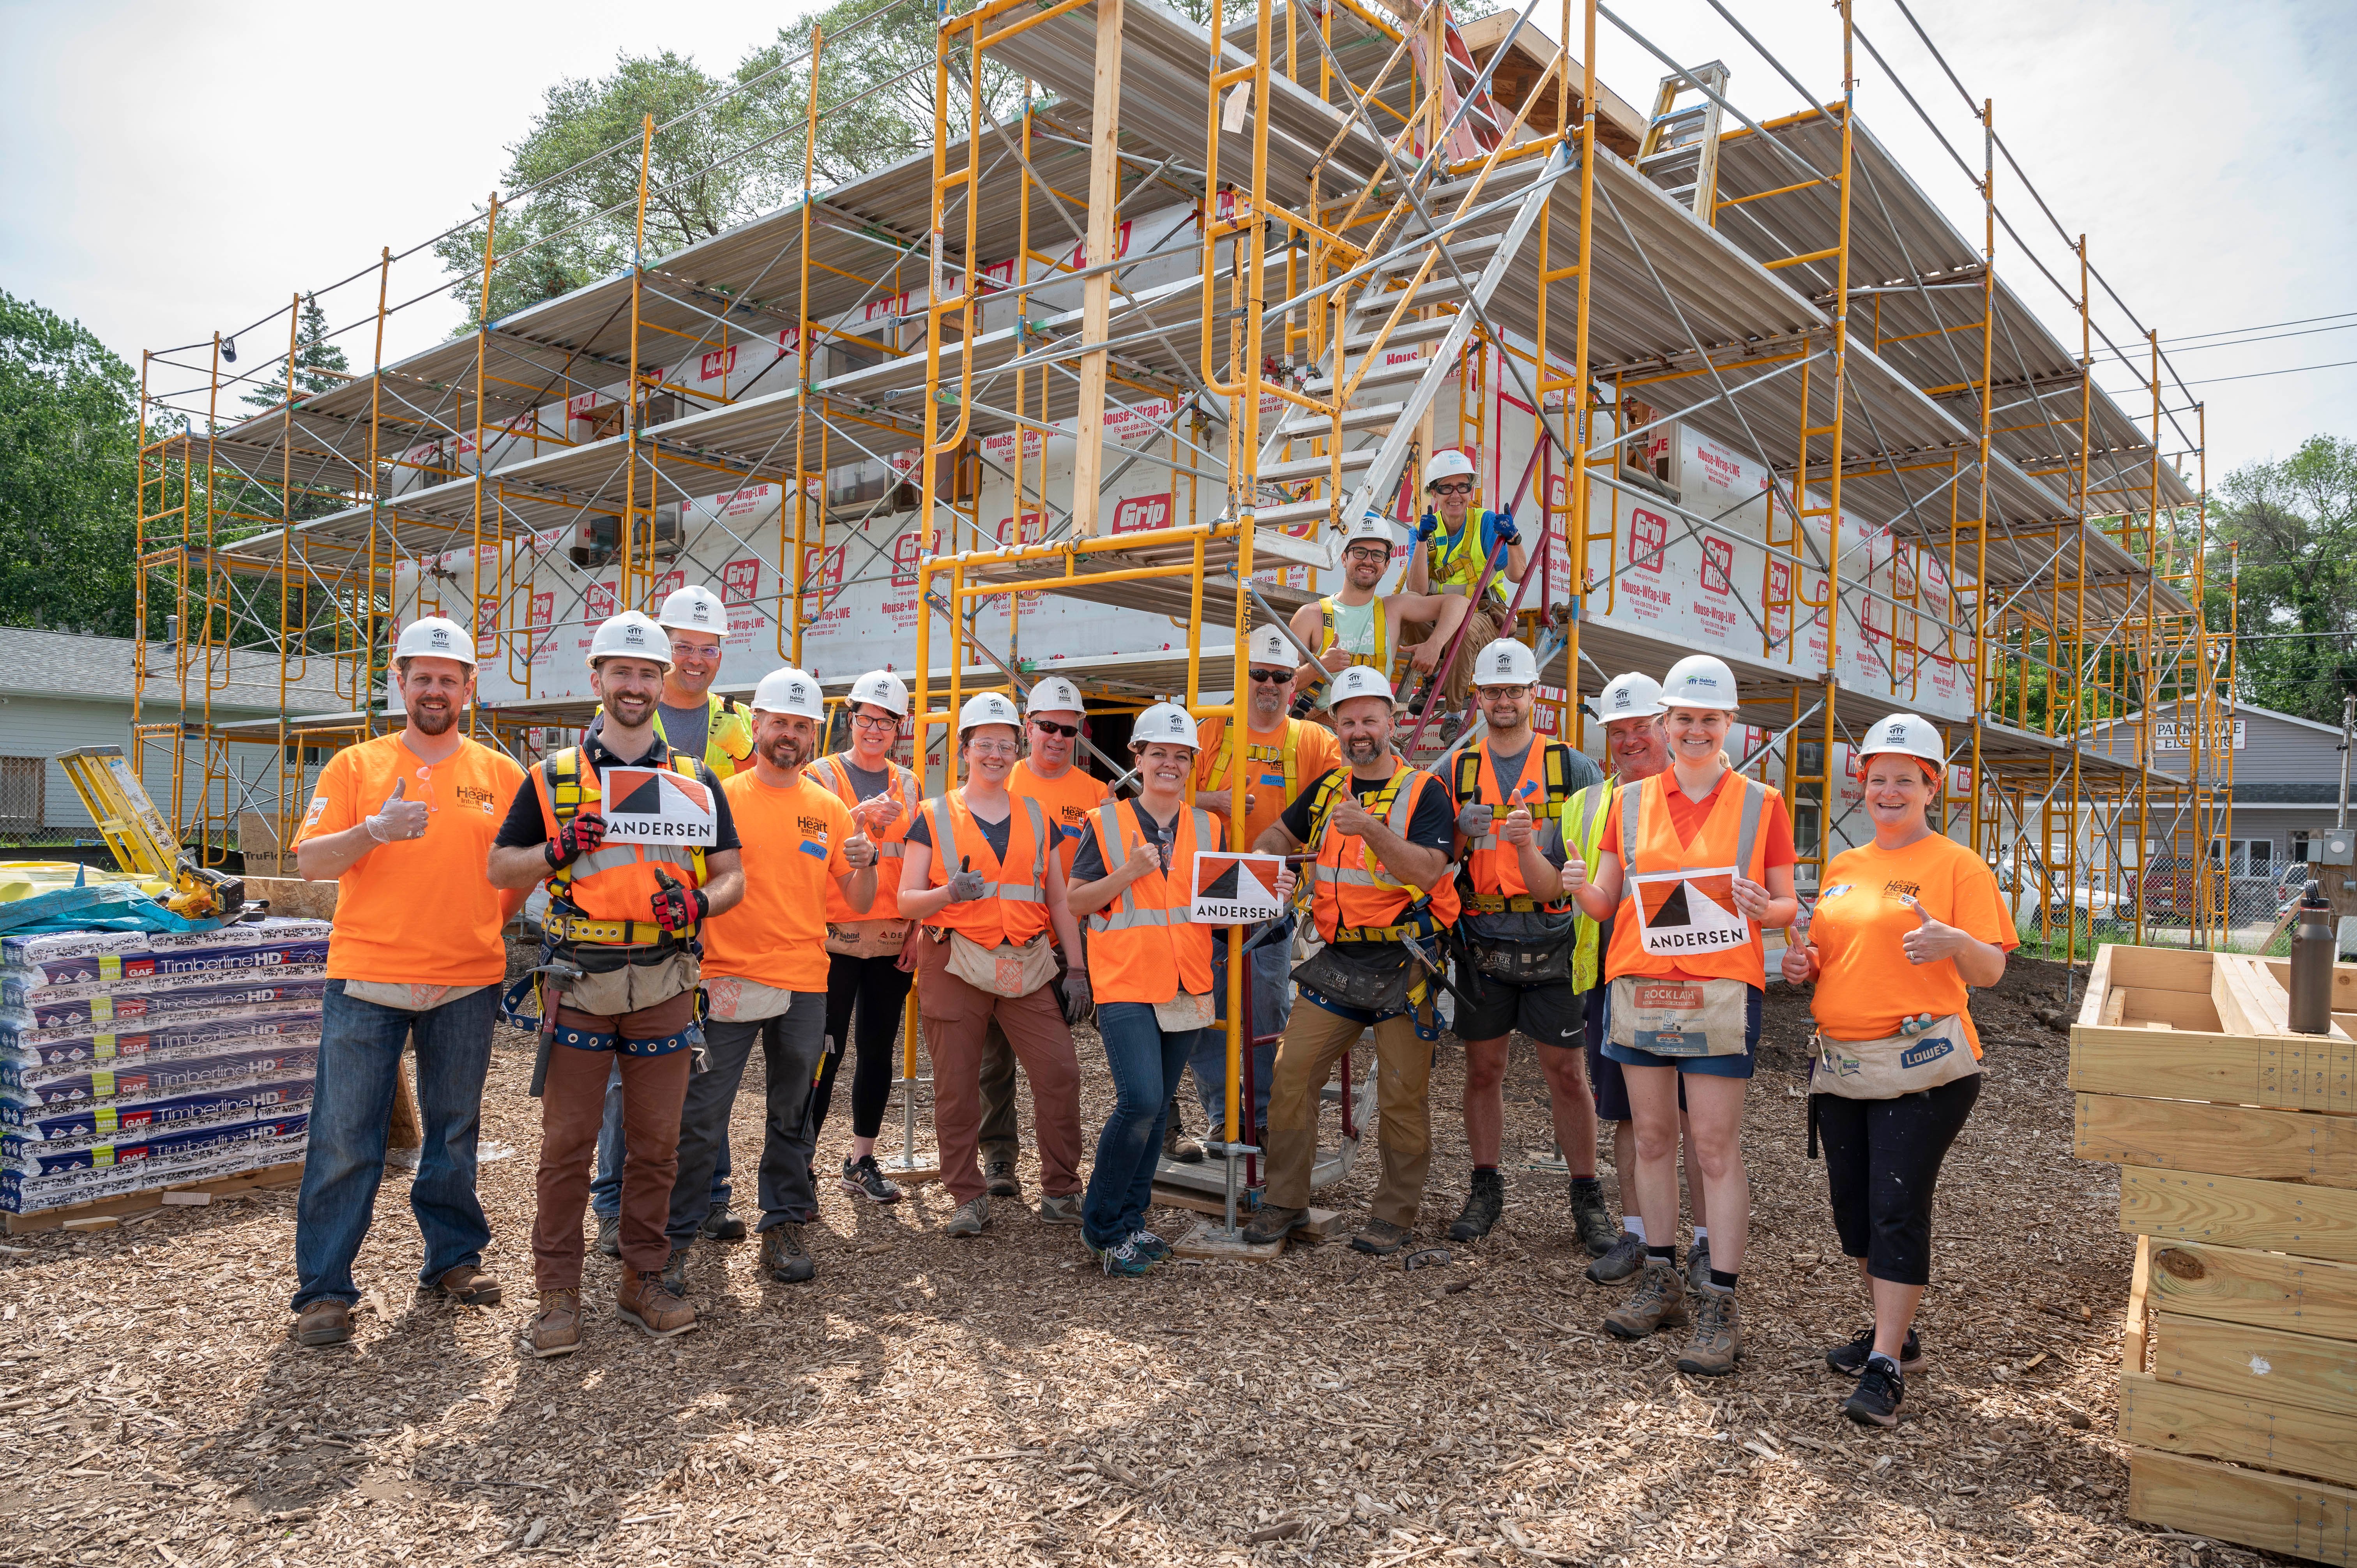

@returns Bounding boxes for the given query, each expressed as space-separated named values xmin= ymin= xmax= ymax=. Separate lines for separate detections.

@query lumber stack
xmin=2070 ymin=943 xmax=2357 ymax=1564
xmin=0 ymin=918 xmax=329 ymax=1227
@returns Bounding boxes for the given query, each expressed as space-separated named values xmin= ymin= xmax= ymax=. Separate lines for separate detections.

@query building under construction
xmin=134 ymin=0 xmax=2233 ymax=958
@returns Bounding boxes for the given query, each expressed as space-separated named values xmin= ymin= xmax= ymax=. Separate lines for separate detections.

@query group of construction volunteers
xmin=280 ymin=456 xmax=2016 ymax=1431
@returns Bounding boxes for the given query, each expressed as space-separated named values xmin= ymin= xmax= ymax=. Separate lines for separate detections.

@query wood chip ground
xmin=2 ymin=952 xmax=2279 ymax=1565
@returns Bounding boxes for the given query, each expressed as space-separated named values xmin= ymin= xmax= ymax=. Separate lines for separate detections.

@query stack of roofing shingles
xmin=0 ymin=918 xmax=330 ymax=1216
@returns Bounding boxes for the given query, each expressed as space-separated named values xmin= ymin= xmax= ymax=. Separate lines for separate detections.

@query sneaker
xmin=1826 ymin=1325 xmax=1925 ymax=1377
xmin=1162 ymin=1116 xmax=1205 ymax=1164
xmin=760 ymin=1223 xmax=816 ymax=1284
xmin=1569 ymin=1184 xmax=1618 ymax=1257
xmin=1100 ymin=1236 xmax=1157 ymax=1278
xmin=1676 ymin=1287 xmax=1743 ymax=1376
xmin=521 ymin=1291 xmax=582 ymax=1358
xmin=431 ymin=1264 xmax=502 ymax=1307
xmin=614 ymin=1268 xmax=698 ymax=1338
xmin=945 ymin=1195 xmax=991 ymax=1238
xmin=659 ymin=1244 xmax=691 ymax=1298
xmin=1241 ymin=1204 xmax=1307 ymax=1246
xmin=1131 ymin=1229 xmax=1172 ymax=1263
xmin=292 ymin=1300 xmax=352 ymax=1348
xmin=983 ymin=1160 xmax=1021 ymax=1199
xmin=1844 ymin=1357 xmax=1905 ymax=1427
xmin=1686 ymin=1238 xmax=1712 ymax=1297
xmin=595 ymin=1212 xmax=622 ymax=1259
xmin=841 ymin=1155 xmax=904 ymax=1204
xmin=1350 ymin=1217 xmax=1412 ymax=1256
xmin=701 ymin=1206 xmax=747 ymax=1241
xmin=1447 ymin=1169 xmax=1505 ymax=1242
xmin=1585 ymin=1230 xmax=1647 ymax=1285
xmin=1437 ymin=711 xmax=1465 ymax=745
xmin=1603 ymin=1258 xmax=1690 ymax=1340
xmin=1036 ymin=1193 xmax=1083 ymax=1226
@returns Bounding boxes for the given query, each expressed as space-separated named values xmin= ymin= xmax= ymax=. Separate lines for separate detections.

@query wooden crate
xmin=3 ymin=1161 xmax=303 ymax=1234
xmin=2072 ymin=944 xmax=2357 ymax=1564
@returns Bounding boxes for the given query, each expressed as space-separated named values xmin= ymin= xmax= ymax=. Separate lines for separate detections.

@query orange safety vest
xmin=532 ymin=747 xmax=711 ymax=945
xmin=1604 ymin=768 xmax=1774 ymax=988
xmin=1198 ymin=715 xmax=1305 ymax=803
xmin=1083 ymin=800 xmax=1220 ymax=1003
xmin=919 ymin=789 xmax=1053 ymax=948
xmin=1452 ymin=739 xmax=1580 ymax=915
xmin=1308 ymin=766 xmax=1461 ymax=943
xmin=806 ymin=752 xmax=920 ymax=923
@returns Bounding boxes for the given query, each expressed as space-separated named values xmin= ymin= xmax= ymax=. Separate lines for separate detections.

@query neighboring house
xmin=2083 ymin=697 xmax=2347 ymax=871
xmin=0 ymin=627 xmax=348 ymax=846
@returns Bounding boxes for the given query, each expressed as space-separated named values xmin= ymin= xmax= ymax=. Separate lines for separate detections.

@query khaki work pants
xmin=1401 ymin=600 xmax=1504 ymax=712
xmin=1261 ymin=997 xmax=1434 ymax=1227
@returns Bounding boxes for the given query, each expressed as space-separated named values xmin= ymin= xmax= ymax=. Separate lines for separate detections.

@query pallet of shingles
xmin=2069 ymin=942 xmax=2357 ymax=1565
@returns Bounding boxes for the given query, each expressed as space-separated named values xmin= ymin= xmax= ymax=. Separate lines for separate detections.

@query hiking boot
xmin=1826 ymin=1325 xmax=1925 ymax=1377
xmin=1447 ymin=1169 xmax=1505 ymax=1242
xmin=1603 ymin=1258 xmax=1689 ymax=1340
xmin=701 ymin=1206 xmax=747 ymax=1241
xmin=521 ymin=1291 xmax=582 ymax=1358
xmin=615 ymin=1267 xmax=698 ymax=1338
xmin=291 ymin=1300 xmax=352 ymax=1348
xmin=1131 ymin=1229 xmax=1171 ymax=1263
xmin=1570 ymin=1184 xmax=1618 ymax=1257
xmin=1585 ymin=1230 xmax=1647 ymax=1285
xmin=760 ymin=1223 xmax=816 ymax=1284
xmin=1686 ymin=1238 xmax=1713 ymax=1297
xmin=1676 ymin=1287 xmax=1743 ymax=1377
xmin=841 ymin=1155 xmax=904 ymax=1204
xmin=1844 ymin=1357 xmax=1905 ymax=1427
xmin=432 ymin=1264 xmax=502 ymax=1306
xmin=983 ymin=1160 xmax=1021 ymax=1198
xmin=1350 ymin=1217 xmax=1412 ymax=1256
xmin=945 ymin=1195 xmax=991 ymax=1238
xmin=659 ymin=1245 xmax=691 ymax=1298
xmin=1162 ymin=1115 xmax=1205 ymax=1164
xmin=595 ymin=1212 xmax=622 ymax=1259
xmin=1241 ymin=1204 xmax=1307 ymax=1246
xmin=1437 ymin=711 xmax=1465 ymax=746
xmin=1099 ymin=1236 xmax=1157 ymax=1278
xmin=1036 ymin=1193 xmax=1083 ymax=1226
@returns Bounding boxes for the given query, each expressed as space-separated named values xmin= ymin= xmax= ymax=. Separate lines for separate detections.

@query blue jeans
xmin=292 ymin=981 xmax=497 ymax=1310
xmin=1082 ymin=1001 xmax=1203 ymax=1250
xmin=1193 ymin=922 xmax=1289 ymax=1136
xmin=592 ymin=1061 xmax=731 ymax=1219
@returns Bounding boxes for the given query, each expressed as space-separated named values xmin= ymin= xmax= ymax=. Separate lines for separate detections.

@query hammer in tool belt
xmin=527 ymin=959 xmax=586 ymax=1098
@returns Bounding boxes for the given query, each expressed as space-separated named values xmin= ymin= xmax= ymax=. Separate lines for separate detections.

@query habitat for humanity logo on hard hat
xmin=426 ymin=626 xmax=452 ymax=650
xmin=624 ymin=622 xmax=649 ymax=646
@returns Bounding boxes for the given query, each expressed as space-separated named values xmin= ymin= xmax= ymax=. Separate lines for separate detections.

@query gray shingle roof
xmin=0 ymin=627 xmax=349 ymax=714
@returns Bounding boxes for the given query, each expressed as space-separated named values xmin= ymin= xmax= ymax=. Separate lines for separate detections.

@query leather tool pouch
xmin=1472 ymin=938 xmax=1573 ymax=985
xmin=1292 ymin=942 xmax=1413 ymax=1015
xmin=945 ymin=930 xmax=1058 ymax=998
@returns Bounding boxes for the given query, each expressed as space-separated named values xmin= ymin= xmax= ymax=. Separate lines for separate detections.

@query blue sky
xmin=3 ymin=0 xmax=2349 ymax=480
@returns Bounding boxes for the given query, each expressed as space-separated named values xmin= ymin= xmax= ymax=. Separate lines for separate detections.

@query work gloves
xmin=364 ymin=779 xmax=431 ymax=844
xmin=1059 ymin=968 xmax=1094 ymax=1025
xmin=650 ymin=870 xmax=707 ymax=935
xmin=945 ymin=860 xmax=988 ymax=902
xmin=545 ymin=812 xmax=607 ymax=871
xmin=1456 ymin=802 xmax=1495 ymax=839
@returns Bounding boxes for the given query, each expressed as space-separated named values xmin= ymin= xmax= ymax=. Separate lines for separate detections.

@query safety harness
xmin=1304 ymin=768 xmax=1448 ymax=944
xmin=1317 ymin=595 xmax=1391 ymax=676
xmin=1203 ymin=717 xmax=1302 ymax=809
xmin=1452 ymin=741 xmax=1580 ymax=914
xmin=541 ymin=747 xmax=708 ymax=947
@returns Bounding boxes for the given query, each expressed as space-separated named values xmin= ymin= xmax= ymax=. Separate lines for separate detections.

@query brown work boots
xmin=1603 ymin=1257 xmax=1690 ymax=1340
xmin=616 ymin=1266 xmax=699 ymax=1338
xmin=522 ymin=1291 xmax=583 ymax=1358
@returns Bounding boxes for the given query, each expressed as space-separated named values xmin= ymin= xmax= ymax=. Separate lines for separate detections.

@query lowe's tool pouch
xmin=1292 ymin=941 xmax=1415 ymax=1016
xmin=1807 ymin=1014 xmax=1980 ymax=1100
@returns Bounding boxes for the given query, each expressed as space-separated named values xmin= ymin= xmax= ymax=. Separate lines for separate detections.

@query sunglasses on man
xmin=1248 ymin=669 xmax=1292 ymax=684
xmin=1030 ymin=717 xmax=1081 ymax=738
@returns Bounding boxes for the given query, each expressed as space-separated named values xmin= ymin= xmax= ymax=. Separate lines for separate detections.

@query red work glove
xmin=545 ymin=811 xmax=607 ymax=871
xmin=650 ymin=870 xmax=707 ymax=934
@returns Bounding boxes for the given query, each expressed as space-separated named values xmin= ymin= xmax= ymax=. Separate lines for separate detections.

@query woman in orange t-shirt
xmin=1781 ymin=714 xmax=2014 ymax=1429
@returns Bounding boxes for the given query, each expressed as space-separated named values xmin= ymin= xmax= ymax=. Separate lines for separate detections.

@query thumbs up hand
xmin=844 ymin=830 xmax=876 ymax=871
xmin=364 ymin=777 xmax=432 ymax=844
xmin=1898 ymin=893 xmax=1965 ymax=965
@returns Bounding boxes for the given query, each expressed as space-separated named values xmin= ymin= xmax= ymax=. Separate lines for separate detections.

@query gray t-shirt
xmin=838 ymin=759 xmax=893 ymax=800
xmin=1463 ymin=740 xmax=1577 ymax=947
xmin=658 ymin=700 xmax=709 ymax=763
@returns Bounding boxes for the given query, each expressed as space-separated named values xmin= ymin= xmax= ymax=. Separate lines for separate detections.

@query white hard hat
xmin=1131 ymin=702 xmax=1201 ymax=750
xmin=1595 ymin=671 xmax=1664 ymax=720
xmin=1422 ymin=448 xmax=1477 ymax=488
xmin=959 ymin=690 xmax=1022 ymax=732
xmin=1249 ymin=624 xmax=1296 ymax=666
xmin=847 ymin=668 xmax=909 ymax=717
xmin=1341 ymin=512 xmax=1398 ymax=550
xmin=1472 ymin=638 xmax=1539 ymax=687
xmin=751 ymin=666 xmax=826 ymax=721
xmin=1660 ymin=653 xmax=1740 ymax=711
xmin=586 ymin=610 xmax=672 ymax=670
xmin=656 ymin=584 xmax=727 ymax=635
xmin=1325 ymin=664 xmax=1395 ymax=710
xmin=1858 ymin=712 xmax=1947 ymax=769
xmin=394 ymin=615 xmax=476 ymax=667
xmin=1027 ymin=675 xmax=1085 ymax=715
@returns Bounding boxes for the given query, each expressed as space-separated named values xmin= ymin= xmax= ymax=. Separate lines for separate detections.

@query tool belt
xmin=545 ymin=913 xmax=686 ymax=947
xmin=1292 ymin=941 xmax=1415 ymax=1017
xmin=1808 ymin=1014 xmax=1981 ymax=1101
xmin=1464 ymin=935 xmax=1573 ymax=986
xmin=1460 ymin=893 xmax=1556 ymax=914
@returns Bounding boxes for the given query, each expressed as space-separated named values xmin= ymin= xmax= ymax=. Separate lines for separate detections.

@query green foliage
xmin=240 ymin=294 xmax=350 ymax=411
xmin=0 ymin=291 xmax=144 ymax=636
xmin=2212 ymin=435 xmax=2357 ymax=722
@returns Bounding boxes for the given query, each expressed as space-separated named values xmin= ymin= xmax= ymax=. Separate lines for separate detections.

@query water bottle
xmin=2289 ymin=879 xmax=2336 ymax=1037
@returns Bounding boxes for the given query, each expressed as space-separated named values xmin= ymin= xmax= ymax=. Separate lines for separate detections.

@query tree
xmin=0 ymin=291 xmax=144 ymax=636
xmin=2210 ymin=436 xmax=2357 ymax=723
xmin=240 ymin=293 xmax=351 ymax=411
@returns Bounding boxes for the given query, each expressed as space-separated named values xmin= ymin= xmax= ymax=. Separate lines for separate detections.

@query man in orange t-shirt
xmin=976 ymin=676 xmax=1111 ymax=1197
xmin=285 ymin=616 xmax=526 ymax=1349
xmin=663 ymin=667 xmax=876 ymax=1290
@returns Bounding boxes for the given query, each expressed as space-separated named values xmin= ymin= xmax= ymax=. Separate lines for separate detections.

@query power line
xmin=2163 ymin=309 xmax=2357 ymax=345
xmin=2172 ymin=357 xmax=2357 ymax=388
xmin=2164 ymin=320 xmax=2357 ymax=355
